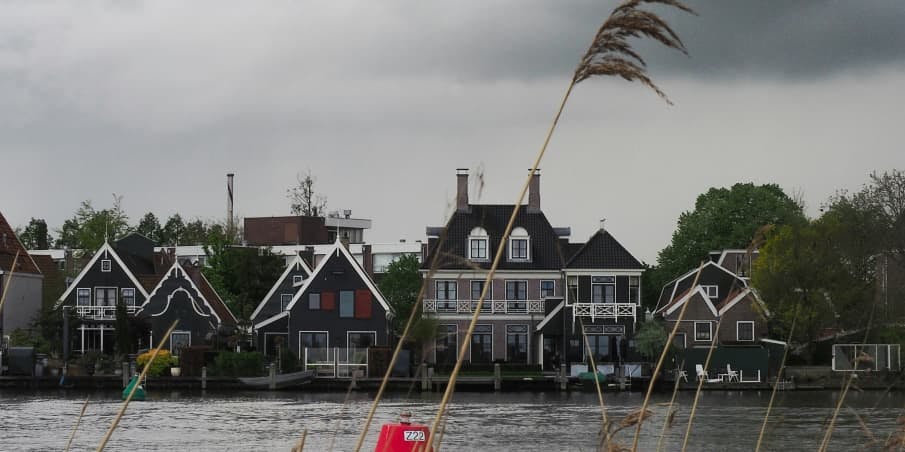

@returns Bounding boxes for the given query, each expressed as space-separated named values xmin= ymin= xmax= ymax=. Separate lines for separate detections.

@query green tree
xmin=644 ymin=183 xmax=806 ymax=308
xmin=634 ymin=320 xmax=668 ymax=361
xmin=180 ymin=219 xmax=208 ymax=245
xmin=161 ymin=214 xmax=185 ymax=246
xmin=136 ymin=212 xmax=162 ymax=243
xmin=56 ymin=196 xmax=131 ymax=253
xmin=114 ymin=300 xmax=134 ymax=356
xmin=17 ymin=218 xmax=51 ymax=250
xmin=287 ymin=169 xmax=327 ymax=216
xmin=203 ymin=235 xmax=284 ymax=323
xmin=55 ymin=218 xmax=81 ymax=249
xmin=378 ymin=255 xmax=423 ymax=336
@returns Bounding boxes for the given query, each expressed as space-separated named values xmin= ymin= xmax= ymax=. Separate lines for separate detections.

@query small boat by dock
xmin=123 ymin=375 xmax=146 ymax=401
xmin=237 ymin=370 xmax=315 ymax=389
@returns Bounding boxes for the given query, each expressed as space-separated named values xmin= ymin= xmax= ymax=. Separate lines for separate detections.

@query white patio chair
xmin=695 ymin=364 xmax=708 ymax=381
xmin=726 ymin=364 xmax=739 ymax=382
xmin=676 ymin=368 xmax=688 ymax=382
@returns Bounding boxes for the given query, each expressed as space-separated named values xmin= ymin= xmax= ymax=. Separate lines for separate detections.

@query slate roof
xmin=0 ymin=211 xmax=41 ymax=275
xmin=564 ymin=229 xmax=644 ymax=269
xmin=424 ymin=204 xmax=568 ymax=270
xmin=183 ymin=264 xmax=237 ymax=324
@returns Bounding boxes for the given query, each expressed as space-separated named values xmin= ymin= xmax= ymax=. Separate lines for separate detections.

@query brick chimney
xmin=527 ymin=168 xmax=541 ymax=213
xmin=362 ymin=244 xmax=374 ymax=277
xmin=456 ymin=168 xmax=469 ymax=213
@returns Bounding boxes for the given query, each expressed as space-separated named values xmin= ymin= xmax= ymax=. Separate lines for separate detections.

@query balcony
xmin=572 ymin=303 xmax=637 ymax=321
xmin=423 ymin=299 xmax=545 ymax=315
xmin=75 ymin=305 xmax=139 ymax=320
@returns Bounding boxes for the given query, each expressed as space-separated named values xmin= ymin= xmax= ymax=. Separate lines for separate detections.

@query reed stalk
xmin=818 ymin=303 xmax=877 ymax=452
xmin=353 ymin=231 xmax=449 ymax=452
xmin=656 ymin=359 xmax=684 ymax=452
xmin=96 ymin=319 xmax=179 ymax=452
xmin=0 ymin=251 xmax=20 ymax=315
xmin=631 ymin=261 xmax=705 ymax=451
xmin=579 ymin=317 xmax=611 ymax=447
xmin=680 ymin=319 xmax=722 ymax=452
xmin=291 ymin=429 xmax=307 ymax=452
xmin=754 ymin=305 xmax=800 ymax=452
xmin=64 ymin=396 xmax=90 ymax=452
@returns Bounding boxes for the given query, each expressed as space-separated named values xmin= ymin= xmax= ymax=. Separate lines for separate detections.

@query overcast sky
xmin=2 ymin=0 xmax=904 ymax=263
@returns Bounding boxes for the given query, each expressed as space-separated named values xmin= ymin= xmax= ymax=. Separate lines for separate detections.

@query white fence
xmin=572 ymin=303 xmax=637 ymax=321
xmin=422 ymin=299 xmax=545 ymax=315
xmin=832 ymin=344 xmax=901 ymax=372
xmin=302 ymin=347 xmax=369 ymax=378
xmin=76 ymin=305 xmax=138 ymax=320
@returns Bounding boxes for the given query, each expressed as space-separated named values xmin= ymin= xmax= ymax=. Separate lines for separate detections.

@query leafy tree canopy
xmin=643 ymin=183 xmax=805 ymax=308
xmin=16 ymin=217 xmax=51 ymax=250
xmin=203 ymin=234 xmax=285 ymax=324
xmin=287 ymin=169 xmax=327 ymax=217
xmin=55 ymin=196 xmax=131 ymax=253
xmin=378 ymin=254 xmax=423 ymax=336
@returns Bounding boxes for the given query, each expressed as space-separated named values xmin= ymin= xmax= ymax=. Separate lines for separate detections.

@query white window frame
xmin=629 ymin=275 xmax=641 ymax=304
xmin=468 ymin=227 xmax=489 ymax=261
xmin=346 ymin=330 xmax=377 ymax=361
xmin=94 ymin=286 xmax=117 ymax=306
xmin=508 ymin=227 xmax=530 ymax=261
xmin=566 ymin=275 xmax=578 ymax=305
xmin=470 ymin=324 xmax=495 ymax=363
xmin=701 ymin=285 xmax=719 ymax=298
xmin=77 ymin=288 xmax=91 ymax=306
xmin=292 ymin=275 xmax=304 ymax=286
xmin=298 ymin=330 xmax=329 ymax=360
xmin=694 ymin=321 xmax=713 ymax=342
xmin=101 ymin=259 xmax=112 ymax=272
xmin=504 ymin=324 xmax=530 ymax=363
xmin=436 ymin=280 xmax=458 ymax=311
xmin=121 ymin=288 xmax=136 ymax=307
xmin=540 ymin=280 xmax=555 ymax=299
xmin=673 ymin=332 xmax=687 ymax=349
xmin=591 ymin=276 xmax=616 ymax=303
xmin=434 ymin=324 xmax=459 ymax=364
xmin=737 ymin=321 xmax=755 ymax=342
xmin=280 ymin=293 xmax=294 ymax=311
xmin=169 ymin=331 xmax=192 ymax=354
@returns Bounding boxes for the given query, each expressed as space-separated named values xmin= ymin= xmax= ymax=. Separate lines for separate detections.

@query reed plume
xmin=426 ymin=2 xmax=693 ymax=449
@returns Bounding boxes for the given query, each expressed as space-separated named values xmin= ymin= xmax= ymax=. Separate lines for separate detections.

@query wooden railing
xmin=422 ymin=299 xmax=545 ymax=315
xmin=572 ymin=303 xmax=636 ymax=321
xmin=75 ymin=305 xmax=138 ymax=320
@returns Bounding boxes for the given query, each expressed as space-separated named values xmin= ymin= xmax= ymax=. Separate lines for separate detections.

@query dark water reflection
xmin=0 ymin=389 xmax=900 ymax=451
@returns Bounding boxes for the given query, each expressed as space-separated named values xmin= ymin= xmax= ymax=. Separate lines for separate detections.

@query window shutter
xmin=321 ymin=291 xmax=335 ymax=310
xmin=354 ymin=289 xmax=372 ymax=319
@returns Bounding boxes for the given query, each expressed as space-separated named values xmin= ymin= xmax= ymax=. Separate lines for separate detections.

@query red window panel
xmin=321 ymin=292 xmax=336 ymax=311
xmin=354 ymin=289 xmax=372 ymax=319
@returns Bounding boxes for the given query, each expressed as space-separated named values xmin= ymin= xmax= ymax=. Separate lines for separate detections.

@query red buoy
xmin=374 ymin=412 xmax=433 ymax=452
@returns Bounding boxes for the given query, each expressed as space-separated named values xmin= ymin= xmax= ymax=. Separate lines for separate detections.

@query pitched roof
xmin=29 ymin=254 xmax=60 ymax=280
xmin=184 ymin=264 xmax=237 ymax=324
xmin=424 ymin=204 xmax=567 ymax=270
xmin=57 ymin=242 xmax=151 ymax=304
xmin=564 ymin=229 xmax=644 ymax=269
xmin=250 ymin=254 xmax=313 ymax=321
xmin=0 ymin=212 xmax=41 ymax=275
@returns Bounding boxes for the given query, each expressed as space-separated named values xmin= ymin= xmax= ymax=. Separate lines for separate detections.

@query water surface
xmin=0 ymin=389 xmax=899 ymax=451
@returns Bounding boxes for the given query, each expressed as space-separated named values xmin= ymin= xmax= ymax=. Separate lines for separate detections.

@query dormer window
xmin=468 ymin=227 xmax=489 ymax=260
xmin=508 ymin=227 xmax=529 ymax=261
xmin=101 ymin=259 xmax=112 ymax=272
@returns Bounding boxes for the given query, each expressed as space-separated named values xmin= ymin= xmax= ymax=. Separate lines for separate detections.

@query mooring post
xmin=269 ymin=364 xmax=276 ymax=390
xmin=122 ymin=362 xmax=129 ymax=388
xmin=201 ymin=366 xmax=207 ymax=390
xmin=560 ymin=365 xmax=567 ymax=391
xmin=494 ymin=363 xmax=501 ymax=391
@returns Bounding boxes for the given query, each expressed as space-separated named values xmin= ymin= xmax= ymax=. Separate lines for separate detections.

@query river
xmin=0 ymin=389 xmax=900 ymax=451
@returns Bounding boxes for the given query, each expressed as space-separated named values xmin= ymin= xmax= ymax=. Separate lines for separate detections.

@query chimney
xmin=599 ymin=218 xmax=606 ymax=231
xmin=227 ymin=173 xmax=235 ymax=240
xmin=456 ymin=168 xmax=469 ymax=212
xmin=362 ymin=244 xmax=374 ymax=277
xmin=528 ymin=168 xmax=541 ymax=213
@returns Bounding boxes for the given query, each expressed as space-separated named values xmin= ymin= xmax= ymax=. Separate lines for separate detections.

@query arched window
xmin=509 ymin=227 xmax=530 ymax=261
xmin=468 ymin=227 xmax=489 ymax=260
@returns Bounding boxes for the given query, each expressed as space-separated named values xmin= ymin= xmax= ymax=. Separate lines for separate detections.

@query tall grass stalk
xmin=64 ymin=396 xmax=90 ymax=452
xmin=656 ymin=359 xmax=684 ymax=452
xmin=631 ymin=261 xmax=705 ymax=451
xmin=0 ymin=251 xmax=20 ymax=315
xmin=96 ymin=319 xmax=179 ymax=452
xmin=291 ymin=429 xmax=307 ymax=452
xmin=579 ymin=317 xmax=611 ymax=447
xmin=754 ymin=305 xmax=800 ymax=452
xmin=680 ymin=320 xmax=722 ymax=452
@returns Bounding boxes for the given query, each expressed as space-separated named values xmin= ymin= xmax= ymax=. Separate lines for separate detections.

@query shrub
xmin=211 ymin=351 xmax=264 ymax=377
xmin=136 ymin=350 xmax=178 ymax=377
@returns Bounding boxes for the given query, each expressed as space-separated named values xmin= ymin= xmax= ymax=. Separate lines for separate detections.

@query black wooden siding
xmin=139 ymin=267 xmax=218 ymax=351
xmin=255 ymin=264 xmax=308 ymax=321
xmin=61 ymin=250 xmax=141 ymax=309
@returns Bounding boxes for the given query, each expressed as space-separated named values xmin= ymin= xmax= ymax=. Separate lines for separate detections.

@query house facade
xmin=0 ymin=211 xmax=44 ymax=339
xmin=249 ymin=253 xmax=313 ymax=329
xmin=654 ymin=258 xmax=769 ymax=379
xmin=253 ymin=241 xmax=392 ymax=363
xmin=422 ymin=169 xmax=646 ymax=372
xmin=57 ymin=233 xmax=236 ymax=355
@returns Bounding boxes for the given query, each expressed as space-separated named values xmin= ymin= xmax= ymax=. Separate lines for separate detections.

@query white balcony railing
xmin=423 ymin=299 xmax=545 ymax=315
xmin=75 ymin=305 xmax=139 ymax=320
xmin=572 ymin=303 xmax=637 ymax=321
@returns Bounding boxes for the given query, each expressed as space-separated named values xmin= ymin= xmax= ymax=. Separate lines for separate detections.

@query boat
xmin=237 ymin=369 xmax=315 ymax=389
xmin=123 ymin=375 xmax=146 ymax=401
